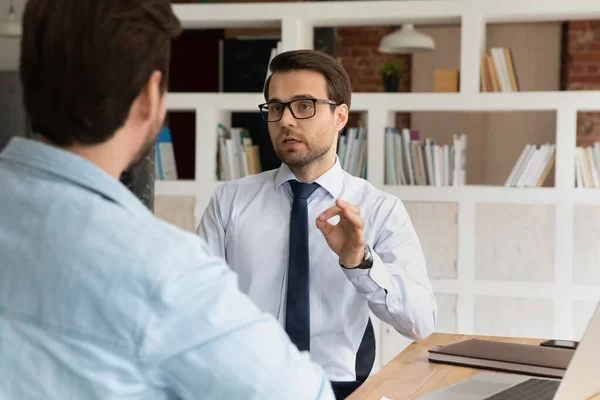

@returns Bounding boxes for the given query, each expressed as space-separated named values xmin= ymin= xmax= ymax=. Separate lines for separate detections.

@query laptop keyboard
xmin=483 ymin=378 xmax=560 ymax=400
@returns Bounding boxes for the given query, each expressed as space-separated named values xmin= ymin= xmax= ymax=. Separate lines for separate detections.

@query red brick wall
xmin=336 ymin=26 xmax=411 ymax=128
xmin=566 ymin=20 xmax=600 ymax=146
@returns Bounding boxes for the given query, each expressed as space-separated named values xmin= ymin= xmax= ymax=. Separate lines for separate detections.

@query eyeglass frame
xmin=257 ymin=98 xmax=341 ymax=122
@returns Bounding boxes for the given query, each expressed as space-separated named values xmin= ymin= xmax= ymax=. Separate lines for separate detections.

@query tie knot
xmin=289 ymin=180 xmax=319 ymax=200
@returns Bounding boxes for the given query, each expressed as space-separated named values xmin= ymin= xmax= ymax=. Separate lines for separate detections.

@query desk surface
xmin=346 ymin=332 xmax=600 ymax=400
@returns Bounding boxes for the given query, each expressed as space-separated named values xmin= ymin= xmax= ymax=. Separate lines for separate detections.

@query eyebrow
xmin=267 ymin=94 xmax=318 ymax=102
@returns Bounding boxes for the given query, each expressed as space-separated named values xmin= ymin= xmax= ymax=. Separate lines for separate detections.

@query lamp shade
xmin=0 ymin=3 xmax=21 ymax=38
xmin=0 ymin=19 xmax=21 ymax=37
xmin=379 ymin=24 xmax=434 ymax=54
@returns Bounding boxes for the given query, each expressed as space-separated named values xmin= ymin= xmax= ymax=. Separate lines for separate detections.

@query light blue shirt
xmin=197 ymin=157 xmax=437 ymax=382
xmin=0 ymin=137 xmax=334 ymax=400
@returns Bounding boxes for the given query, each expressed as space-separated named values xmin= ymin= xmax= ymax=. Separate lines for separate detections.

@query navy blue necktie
xmin=286 ymin=180 xmax=319 ymax=352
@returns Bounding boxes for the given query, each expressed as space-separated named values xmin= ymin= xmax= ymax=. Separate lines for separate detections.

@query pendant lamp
xmin=0 ymin=0 xmax=21 ymax=38
xmin=379 ymin=24 xmax=434 ymax=54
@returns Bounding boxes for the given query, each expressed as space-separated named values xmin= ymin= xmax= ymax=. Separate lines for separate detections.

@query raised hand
xmin=315 ymin=198 xmax=365 ymax=268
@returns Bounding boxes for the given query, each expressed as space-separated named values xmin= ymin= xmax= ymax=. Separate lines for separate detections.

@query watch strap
xmin=340 ymin=245 xmax=373 ymax=270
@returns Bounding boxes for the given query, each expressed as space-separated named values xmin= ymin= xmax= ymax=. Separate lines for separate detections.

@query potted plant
xmin=379 ymin=59 xmax=406 ymax=92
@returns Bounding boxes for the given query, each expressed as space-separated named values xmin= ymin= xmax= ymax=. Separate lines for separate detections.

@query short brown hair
xmin=20 ymin=0 xmax=182 ymax=146
xmin=263 ymin=50 xmax=352 ymax=109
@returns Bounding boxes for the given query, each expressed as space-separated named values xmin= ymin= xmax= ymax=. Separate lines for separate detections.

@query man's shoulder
xmin=339 ymin=172 xmax=413 ymax=232
xmin=124 ymin=213 xmax=214 ymax=271
xmin=79 ymin=195 xmax=217 ymax=281
xmin=213 ymin=169 xmax=278 ymax=200
xmin=343 ymin=172 xmax=399 ymax=206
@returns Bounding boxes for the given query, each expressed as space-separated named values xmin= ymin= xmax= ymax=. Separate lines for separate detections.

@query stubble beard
xmin=128 ymin=119 xmax=162 ymax=170
xmin=274 ymin=137 xmax=331 ymax=169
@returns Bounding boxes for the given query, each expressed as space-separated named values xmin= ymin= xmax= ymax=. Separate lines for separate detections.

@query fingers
xmin=334 ymin=199 xmax=363 ymax=229
xmin=315 ymin=216 xmax=335 ymax=236
xmin=318 ymin=199 xmax=361 ymax=222
xmin=316 ymin=199 xmax=365 ymax=247
xmin=341 ymin=206 xmax=364 ymax=230
xmin=318 ymin=205 xmax=343 ymax=221
xmin=336 ymin=198 xmax=360 ymax=215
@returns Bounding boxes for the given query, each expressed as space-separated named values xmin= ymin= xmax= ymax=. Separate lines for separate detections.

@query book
xmin=574 ymin=143 xmax=600 ymax=188
xmin=480 ymin=48 xmax=519 ymax=92
xmin=155 ymin=127 xmax=178 ymax=180
xmin=215 ymin=124 xmax=262 ymax=181
xmin=337 ymin=126 xmax=368 ymax=179
xmin=505 ymin=143 xmax=555 ymax=187
xmin=428 ymin=339 xmax=574 ymax=379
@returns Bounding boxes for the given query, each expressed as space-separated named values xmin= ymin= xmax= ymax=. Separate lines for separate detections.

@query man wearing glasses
xmin=197 ymin=49 xmax=437 ymax=399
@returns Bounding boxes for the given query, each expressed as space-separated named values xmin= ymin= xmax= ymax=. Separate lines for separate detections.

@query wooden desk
xmin=347 ymin=332 xmax=600 ymax=400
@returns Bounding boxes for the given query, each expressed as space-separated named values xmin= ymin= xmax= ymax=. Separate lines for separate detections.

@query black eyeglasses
xmin=258 ymin=98 xmax=340 ymax=122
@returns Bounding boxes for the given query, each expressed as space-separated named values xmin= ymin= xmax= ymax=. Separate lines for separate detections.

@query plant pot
xmin=382 ymin=74 xmax=399 ymax=92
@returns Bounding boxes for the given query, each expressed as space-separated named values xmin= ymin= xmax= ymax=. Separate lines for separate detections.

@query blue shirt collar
xmin=274 ymin=156 xmax=344 ymax=199
xmin=0 ymin=137 xmax=152 ymax=217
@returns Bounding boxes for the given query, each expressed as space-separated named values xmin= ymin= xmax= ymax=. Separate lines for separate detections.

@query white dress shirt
xmin=197 ymin=157 xmax=437 ymax=382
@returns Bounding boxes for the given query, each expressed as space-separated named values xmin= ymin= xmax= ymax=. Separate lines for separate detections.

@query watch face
xmin=359 ymin=246 xmax=373 ymax=269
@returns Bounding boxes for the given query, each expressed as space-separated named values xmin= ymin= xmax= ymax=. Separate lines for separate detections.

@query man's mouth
xmin=283 ymin=138 xmax=302 ymax=144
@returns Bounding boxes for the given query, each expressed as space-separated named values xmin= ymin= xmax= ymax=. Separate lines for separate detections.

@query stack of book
xmin=215 ymin=124 xmax=262 ymax=181
xmin=337 ymin=127 xmax=367 ymax=179
xmin=384 ymin=127 xmax=467 ymax=186
xmin=575 ymin=143 xmax=600 ymax=188
xmin=480 ymin=47 xmax=520 ymax=92
xmin=504 ymin=143 xmax=555 ymax=187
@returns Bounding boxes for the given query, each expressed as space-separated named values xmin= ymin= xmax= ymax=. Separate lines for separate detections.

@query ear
xmin=335 ymin=103 xmax=349 ymax=132
xmin=138 ymin=70 xmax=163 ymax=121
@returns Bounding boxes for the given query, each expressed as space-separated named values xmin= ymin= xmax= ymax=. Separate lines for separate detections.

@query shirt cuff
xmin=341 ymin=250 xmax=394 ymax=294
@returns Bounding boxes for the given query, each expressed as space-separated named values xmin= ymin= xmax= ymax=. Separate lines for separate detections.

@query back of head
xmin=19 ymin=0 xmax=182 ymax=147
xmin=263 ymin=49 xmax=352 ymax=109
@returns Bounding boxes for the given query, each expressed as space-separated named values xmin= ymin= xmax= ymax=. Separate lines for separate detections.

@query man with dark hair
xmin=0 ymin=2 xmax=334 ymax=399
xmin=197 ymin=49 xmax=437 ymax=399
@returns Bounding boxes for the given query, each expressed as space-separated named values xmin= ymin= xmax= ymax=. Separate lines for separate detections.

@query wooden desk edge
xmin=346 ymin=332 xmax=600 ymax=400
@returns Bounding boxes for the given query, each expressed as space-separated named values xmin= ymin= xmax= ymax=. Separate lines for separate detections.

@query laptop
xmin=416 ymin=301 xmax=600 ymax=400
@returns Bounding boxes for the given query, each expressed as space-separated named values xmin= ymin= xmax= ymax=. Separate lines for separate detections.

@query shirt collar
xmin=0 ymin=137 xmax=152 ymax=217
xmin=274 ymin=156 xmax=344 ymax=199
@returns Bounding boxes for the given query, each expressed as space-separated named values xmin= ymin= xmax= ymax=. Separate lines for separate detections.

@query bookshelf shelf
xmin=166 ymin=91 xmax=600 ymax=113
xmin=172 ymin=1 xmax=461 ymax=30
xmin=355 ymin=92 xmax=600 ymax=112
xmin=156 ymin=180 xmax=567 ymax=206
xmin=155 ymin=180 xmax=198 ymax=197
xmin=384 ymin=185 xmax=557 ymax=204
xmin=172 ymin=0 xmax=600 ymax=30
xmin=166 ymin=93 xmax=265 ymax=112
xmin=151 ymin=0 xmax=600 ymax=373
xmin=432 ymin=280 xmax=600 ymax=303
xmin=385 ymin=185 xmax=600 ymax=205
xmin=155 ymin=180 xmax=220 ymax=197
xmin=573 ymin=188 xmax=600 ymax=205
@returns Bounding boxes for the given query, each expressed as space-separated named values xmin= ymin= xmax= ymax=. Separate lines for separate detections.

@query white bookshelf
xmin=155 ymin=0 xmax=600 ymax=372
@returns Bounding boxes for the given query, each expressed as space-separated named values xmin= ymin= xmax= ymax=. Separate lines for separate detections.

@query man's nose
xmin=279 ymin=105 xmax=296 ymax=127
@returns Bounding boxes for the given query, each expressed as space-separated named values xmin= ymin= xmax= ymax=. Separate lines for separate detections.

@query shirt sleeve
xmin=341 ymin=197 xmax=437 ymax=341
xmin=196 ymin=184 xmax=227 ymax=259
xmin=138 ymin=241 xmax=335 ymax=400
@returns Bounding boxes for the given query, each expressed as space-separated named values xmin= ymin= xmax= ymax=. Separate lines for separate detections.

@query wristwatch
xmin=340 ymin=245 xmax=373 ymax=270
